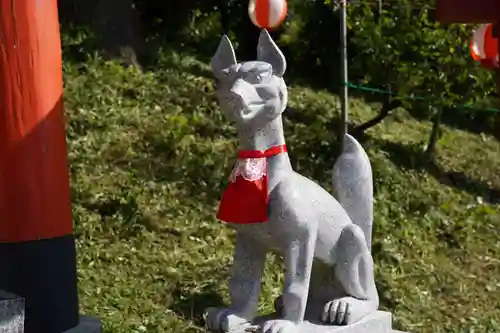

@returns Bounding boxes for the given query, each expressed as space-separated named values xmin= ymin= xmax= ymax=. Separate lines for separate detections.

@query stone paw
xmin=321 ymin=297 xmax=377 ymax=325
xmin=204 ymin=307 xmax=251 ymax=332
xmin=273 ymin=295 xmax=284 ymax=316
xmin=259 ymin=319 xmax=298 ymax=333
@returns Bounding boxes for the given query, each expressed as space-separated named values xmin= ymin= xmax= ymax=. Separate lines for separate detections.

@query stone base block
xmin=0 ymin=291 xmax=25 ymax=333
xmin=225 ymin=311 xmax=408 ymax=333
xmin=64 ymin=316 xmax=102 ymax=333
xmin=0 ymin=290 xmax=101 ymax=333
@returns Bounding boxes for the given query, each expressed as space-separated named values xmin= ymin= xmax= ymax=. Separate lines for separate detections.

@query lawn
xmin=61 ymin=30 xmax=500 ymax=333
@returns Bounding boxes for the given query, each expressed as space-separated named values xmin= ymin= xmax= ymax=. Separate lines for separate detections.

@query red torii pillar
xmin=436 ymin=0 xmax=500 ymax=98
xmin=0 ymin=0 xmax=99 ymax=332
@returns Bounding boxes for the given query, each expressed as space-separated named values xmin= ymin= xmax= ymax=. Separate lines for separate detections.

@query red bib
xmin=217 ymin=144 xmax=288 ymax=224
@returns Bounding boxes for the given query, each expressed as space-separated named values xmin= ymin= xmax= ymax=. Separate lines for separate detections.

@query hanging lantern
xmin=470 ymin=23 xmax=499 ymax=69
xmin=248 ymin=0 xmax=288 ymax=30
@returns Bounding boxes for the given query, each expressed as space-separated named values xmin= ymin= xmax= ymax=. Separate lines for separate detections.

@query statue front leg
xmin=205 ymin=232 xmax=267 ymax=332
xmin=260 ymin=229 xmax=316 ymax=333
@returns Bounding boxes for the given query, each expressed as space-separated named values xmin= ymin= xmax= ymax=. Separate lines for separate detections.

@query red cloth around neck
xmin=217 ymin=144 xmax=288 ymax=224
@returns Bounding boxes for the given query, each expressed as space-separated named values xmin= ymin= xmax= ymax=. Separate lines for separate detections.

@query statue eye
xmin=220 ymin=68 xmax=232 ymax=78
xmin=253 ymin=71 xmax=267 ymax=83
xmin=254 ymin=70 xmax=271 ymax=84
xmin=213 ymin=78 xmax=220 ymax=88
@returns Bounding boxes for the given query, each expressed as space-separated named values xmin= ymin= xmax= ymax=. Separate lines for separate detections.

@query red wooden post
xmin=0 ymin=0 xmax=96 ymax=332
xmin=436 ymin=0 xmax=500 ymax=23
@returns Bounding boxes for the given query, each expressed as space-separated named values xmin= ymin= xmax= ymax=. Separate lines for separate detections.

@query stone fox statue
xmin=205 ymin=30 xmax=379 ymax=333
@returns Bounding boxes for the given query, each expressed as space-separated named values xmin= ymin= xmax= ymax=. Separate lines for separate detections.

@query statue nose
xmin=230 ymin=78 xmax=250 ymax=97
xmin=230 ymin=78 xmax=261 ymax=104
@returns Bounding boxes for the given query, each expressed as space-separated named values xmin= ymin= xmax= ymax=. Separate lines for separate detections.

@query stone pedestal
xmin=0 ymin=290 xmax=101 ymax=333
xmin=226 ymin=311 xmax=408 ymax=333
xmin=64 ymin=316 xmax=102 ymax=333
xmin=0 ymin=291 xmax=25 ymax=333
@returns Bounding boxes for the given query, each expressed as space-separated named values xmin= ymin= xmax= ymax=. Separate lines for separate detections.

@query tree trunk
xmin=93 ymin=0 xmax=143 ymax=67
xmin=425 ymin=106 xmax=443 ymax=161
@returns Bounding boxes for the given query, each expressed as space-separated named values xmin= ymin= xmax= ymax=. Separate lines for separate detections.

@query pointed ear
xmin=211 ymin=35 xmax=237 ymax=74
xmin=257 ymin=29 xmax=286 ymax=77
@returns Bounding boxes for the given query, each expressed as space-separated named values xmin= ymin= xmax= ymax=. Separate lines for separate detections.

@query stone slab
xmin=0 ymin=290 xmax=101 ymax=333
xmin=64 ymin=316 xmax=102 ymax=333
xmin=225 ymin=311 xmax=408 ymax=333
xmin=0 ymin=291 xmax=25 ymax=333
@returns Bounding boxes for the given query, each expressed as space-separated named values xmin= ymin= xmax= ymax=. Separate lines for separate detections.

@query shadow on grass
xmin=125 ymin=131 xmax=229 ymax=210
xmin=373 ymin=138 xmax=500 ymax=204
xmin=440 ymin=108 xmax=500 ymax=142
xmin=60 ymin=23 xmax=102 ymax=66
xmin=151 ymin=46 xmax=215 ymax=80
xmin=283 ymin=109 xmax=344 ymax=182
xmin=404 ymin=104 xmax=500 ymax=142
xmin=283 ymin=105 xmax=369 ymax=176
xmin=170 ymin=284 xmax=226 ymax=326
xmin=374 ymin=280 xmax=399 ymax=314
xmin=74 ymin=190 xmax=185 ymax=238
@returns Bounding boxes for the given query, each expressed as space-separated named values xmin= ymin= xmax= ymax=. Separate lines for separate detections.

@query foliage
xmin=346 ymin=0 xmax=498 ymax=114
xmin=61 ymin=27 xmax=500 ymax=333
xmin=276 ymin=0 xmax=342 ymax=87
xmin=76 ymin=0 xmax=499 ymax=117
xmin=128 ymin=0 xmax=500 ymax=142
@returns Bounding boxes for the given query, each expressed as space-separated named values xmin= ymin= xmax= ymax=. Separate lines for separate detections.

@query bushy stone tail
xmin=332 ymin=134 xmax=374 ymax=250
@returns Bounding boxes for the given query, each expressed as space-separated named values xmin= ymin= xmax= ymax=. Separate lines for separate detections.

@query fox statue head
xmin=211 ymin=29 xmax=288 ymax=131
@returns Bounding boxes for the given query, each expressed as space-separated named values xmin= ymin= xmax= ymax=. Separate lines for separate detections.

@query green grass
xmin=62 ymin=35 xmax=500 ymax=333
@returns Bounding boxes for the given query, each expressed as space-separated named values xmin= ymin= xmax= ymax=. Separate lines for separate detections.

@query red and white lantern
xmin=248 ymin=0 xmax=288 ymax=30
xmin=470 ymin=23 xmax=499 ymax=69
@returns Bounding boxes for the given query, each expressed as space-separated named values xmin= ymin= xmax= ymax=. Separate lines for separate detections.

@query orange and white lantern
xmin=470 ymin=23 xmax=499 ymax=69
xmin=248 ymin=0 xmax=288 ymax=30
